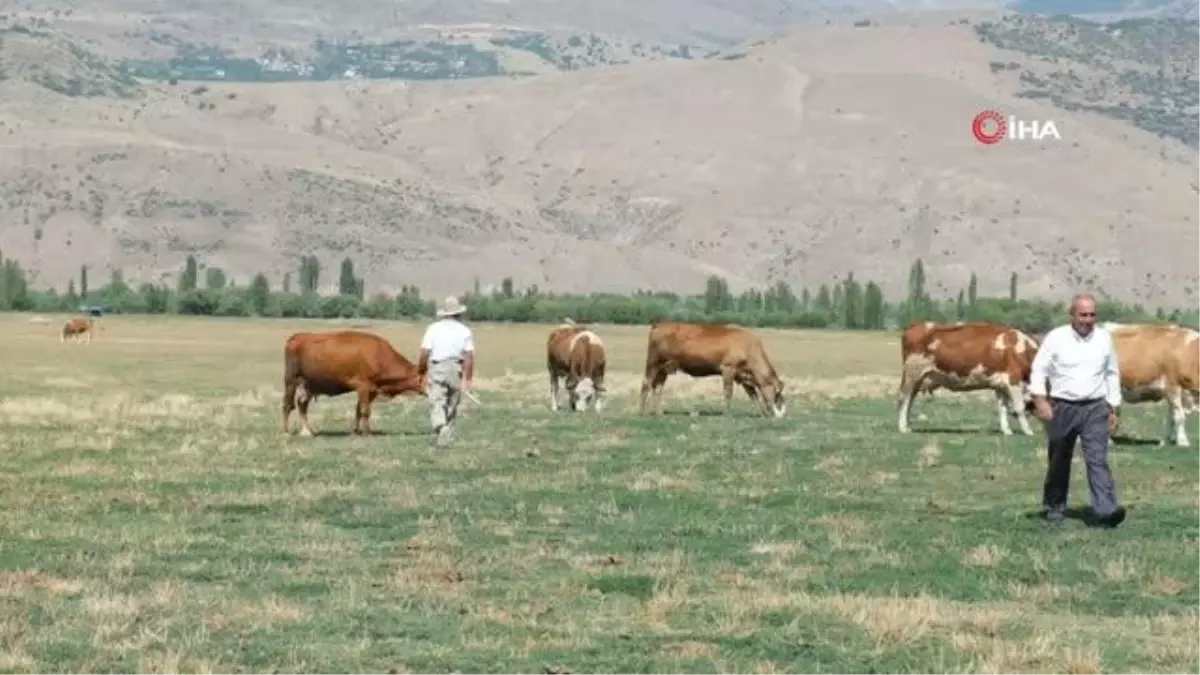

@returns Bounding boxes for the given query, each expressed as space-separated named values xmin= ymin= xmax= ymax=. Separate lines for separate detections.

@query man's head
xmin=1069 ymin=293 xmax=1098 ymax=337
xmin=436 ymin=295 xmax=467 ymax=321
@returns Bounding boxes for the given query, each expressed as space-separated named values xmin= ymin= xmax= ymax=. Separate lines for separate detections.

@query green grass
xmin=0 ymin=313 xmax=1196 ymax=673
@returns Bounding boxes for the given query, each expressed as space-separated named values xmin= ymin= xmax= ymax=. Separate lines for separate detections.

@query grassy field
xmin=0 ymin=313 xmax=1196 ymax=673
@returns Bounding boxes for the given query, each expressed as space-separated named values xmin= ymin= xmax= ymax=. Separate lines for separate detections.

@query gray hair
xmin=1069 ymin=292 xmax=1097 ymax=314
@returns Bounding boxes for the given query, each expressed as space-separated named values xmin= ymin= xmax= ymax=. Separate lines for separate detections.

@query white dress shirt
xmin=421 ymin=318 xmax=475 ymax=362
xmin=1028 ymin=324 xmax=1122 ymax=407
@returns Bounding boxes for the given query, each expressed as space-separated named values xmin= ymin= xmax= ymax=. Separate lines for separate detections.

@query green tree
xmin=249 ymin=273 xmax=270 ymax=315
xmin=863 ymin=281 xmax=885 ymax=329
xmin=1009 ymin=272 xmax=1018 ymax=301
xmin=282 ymin=272 xmax=292 ymax=294
xmin=339 ymin=257 xmax=358 ymax=297
xmin=815 ymin=284 xmax=832 ymax=312
xmin=80 ymin=264 xmax=89 ymax=299
xmin=841 ymin=272 xmax=863 ymax=329
xmin=179 ymin=255 xmax=198 ymax=292
xmin=299 ymin=256 xmax=321 ymax=294
xmin=967 ymin=272 xmax=978 ymax=311
xmin=205 ymin=266 xmax=226 ymax=290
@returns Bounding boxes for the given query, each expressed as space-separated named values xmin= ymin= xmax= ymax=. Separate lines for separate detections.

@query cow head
xmin=764 ymin=378 xmax=786 ymax=418
xmin=572 ymin=378 xmax=597 ymax=412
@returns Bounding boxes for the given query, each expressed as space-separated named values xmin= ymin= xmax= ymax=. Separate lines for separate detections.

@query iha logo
xmin=972 ymin=109 xmax=1062 ymax=144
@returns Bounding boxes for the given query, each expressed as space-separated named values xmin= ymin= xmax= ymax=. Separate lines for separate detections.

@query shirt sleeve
xmin=1104 ymin=334 xmax=1123 ymax=408
xmin=463 ymin=329 xmax=475 ymax=353
xmin=420 ymin=326 xmax=434 ymax=350
xmin=1027 ymin=331 xmax=1052 ymax=397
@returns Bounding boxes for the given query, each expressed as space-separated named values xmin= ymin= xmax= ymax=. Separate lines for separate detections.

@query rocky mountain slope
xmin=0 ymin=11 xmax=1195 ymax=306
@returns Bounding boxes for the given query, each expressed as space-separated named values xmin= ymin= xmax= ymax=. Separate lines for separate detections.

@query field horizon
xmin=0 ymin=313 xmax=1195 ymax=672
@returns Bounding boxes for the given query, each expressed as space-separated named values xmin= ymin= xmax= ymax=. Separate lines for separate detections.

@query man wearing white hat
xmin=417 ymin=295 xmax=476 ymax=446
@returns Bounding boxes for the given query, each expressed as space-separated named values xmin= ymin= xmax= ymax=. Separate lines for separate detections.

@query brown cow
xmin=546 ymin=319 xmax=607 ymax=412
xmin=638 ymin=321 xmax=786 ymax=417
xmin=281 ymin=330 xmax=424 ymax=437
xmin=61 ymin=317 xmax=94 ymax=343
xmin=897 ymin=321 xmax=1040 ymax=436
xmin=1101 ymin=322 xmax=1200 ymax=446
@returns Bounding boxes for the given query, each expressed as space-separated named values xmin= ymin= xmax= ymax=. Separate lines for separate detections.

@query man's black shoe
xmin=1094 ymin=506 xmax=1126 ymax=529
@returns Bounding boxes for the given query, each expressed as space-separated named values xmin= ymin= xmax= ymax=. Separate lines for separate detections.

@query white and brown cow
xmin=546 ymin=319 xmax=607 ymax=412
xmin=1101 ymin=322 xmax=1199 ymax=446
xmin=897 ymin=321 xmax=1040 ymax=435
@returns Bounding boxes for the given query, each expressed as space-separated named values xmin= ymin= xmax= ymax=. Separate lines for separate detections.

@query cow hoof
xmin=299 ymin=428 xmax=314 ymax=438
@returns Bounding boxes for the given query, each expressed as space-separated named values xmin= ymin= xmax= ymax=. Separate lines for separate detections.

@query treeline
xmin=0 ymin=251 xmax=1196 ymax=334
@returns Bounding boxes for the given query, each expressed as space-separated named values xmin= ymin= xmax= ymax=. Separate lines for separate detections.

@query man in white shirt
xmin=1028 ymin=293 xmax=1125 ymax=528
xmin=417 ymin=295 xmax=476 ymax=446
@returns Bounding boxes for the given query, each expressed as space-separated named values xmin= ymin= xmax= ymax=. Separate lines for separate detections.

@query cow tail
xmin=283 ymin=341 xmax=301 ymax=406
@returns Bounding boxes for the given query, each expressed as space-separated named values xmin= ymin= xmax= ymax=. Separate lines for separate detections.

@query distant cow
xmin=282 ymin=330 xmax=424 ymax=436
xmin=638 ymin=320 xmax=786 ymax=417
xmin=1101 ymin=322 xmax=1200 ymax=446
xmin=897 ymin=321 xmax=1040 ymax=436
xmin=61 ymin=317 xmax=94 ymax=343
xmin=546 ymin=319 xmax=607 ymax=412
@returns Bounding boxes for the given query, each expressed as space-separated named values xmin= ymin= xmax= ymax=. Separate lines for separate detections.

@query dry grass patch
xmin=1100 ymin=556 xmax=1140 ymax=583
xmin=628 ymin=470 xmax=696 ymax=491
xmin=917 ymin=441 xmax=942 ymax=469
xmin=664 ymin=641 xmax=718 ymax=660
xmin=0 ymin=570 xmax=86 ymax=597
xmin=1006 ymin=581 xmax=1064 ymax=605
xmin=963 ymin=544 xmax=1009 ymax=567
xmin=207 ymin=595 xmax=309 ymax=632
xmin=1144 ymin=575 xmax=1189 ymax=597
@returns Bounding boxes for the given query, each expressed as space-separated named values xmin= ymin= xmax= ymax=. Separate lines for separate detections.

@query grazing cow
xmin=546 ymin=319 xmax=607 ymax=412
xmin=1101 ymin=322 xmax=1200 ymax=446
xmin=281 ymin=330 xmax=424 ymax=436
xmin=61 ymin=317 xmax=94 ymax=343
xmin=897 ymin=321 xmax=1040 ymax=435
xmin=638 ymin=321 xmax=786 ymax=417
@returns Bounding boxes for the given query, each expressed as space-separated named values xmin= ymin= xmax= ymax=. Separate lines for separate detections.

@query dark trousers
xmin=1043 ymin=398 xmax=1120 ymax=519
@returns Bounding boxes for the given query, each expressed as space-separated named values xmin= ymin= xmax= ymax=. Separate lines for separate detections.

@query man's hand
xmin=1108 ymin=407 xmax=1120 ymax=434
xmin=1032 ymin=396 xmax=1053 ymax=423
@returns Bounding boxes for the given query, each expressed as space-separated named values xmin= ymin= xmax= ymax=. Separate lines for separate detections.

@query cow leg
xmin=994 ymin=390 xmax=1015 ymax=436
xmin=282 ymin=378 xmax=298 ymax=434
xmin=1164 ymin=390 xmax=1190 ymax=447
xmin=593 ymin=370 xmax=606 ymax=413
xmin=363 ymin=390 xmax=380 ymax=434
xmin=639 ymin=365 xmax=668 ymax=415
xmin=1007 ymin=385 xmax=1034 ymax=435
xmin=353 ymin=387 xmax=375 ymax=435
xmin=296 ymin=386 xmax=316 ymax=437
xmin=565 ymin=373 xmax=580 ymax=412
xmin=741 ymin=382 xmax=760 ymax=408
xmin=638 ymin=366 xmax=657 ymax=415
xmin=548 ymin=371 xmax=561 ymax=412
xmin=651 ymin=370 xmax=670 ymax=414
xmin=737 ymin=374 xmax=773 ymax=417
xmin=721 ymin=367 xmax=737 ymax=414
xmin=897 ymin=361 xmax=931 ymax=433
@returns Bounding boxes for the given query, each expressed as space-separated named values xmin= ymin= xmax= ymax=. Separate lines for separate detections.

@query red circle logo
xmin=972 ymin=109 xmax=1006 ymax=145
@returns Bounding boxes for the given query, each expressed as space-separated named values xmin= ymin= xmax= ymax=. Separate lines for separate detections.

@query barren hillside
xmin=5 ymin=0 xmax=1005 ymax=59
xmin=0 ymin=12 xmax=1196 ymax=306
